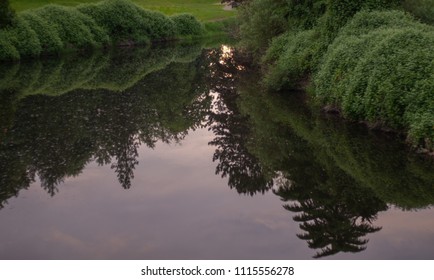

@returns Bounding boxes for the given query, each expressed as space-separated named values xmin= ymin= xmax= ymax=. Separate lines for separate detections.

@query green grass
xmin=10 ymin=0 xmax=236 ymax=22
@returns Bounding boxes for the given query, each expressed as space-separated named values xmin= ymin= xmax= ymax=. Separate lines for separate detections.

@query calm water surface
xmin=0 ymin=44 xmax=433 ymax=259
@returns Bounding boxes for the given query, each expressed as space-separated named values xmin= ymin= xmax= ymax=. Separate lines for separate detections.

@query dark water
xmin=0 ymin=44 xmax=433 ymax=260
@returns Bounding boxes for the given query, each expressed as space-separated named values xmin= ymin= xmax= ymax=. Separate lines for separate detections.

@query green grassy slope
xmin=10 ymin=0 xmax=236 ymax=21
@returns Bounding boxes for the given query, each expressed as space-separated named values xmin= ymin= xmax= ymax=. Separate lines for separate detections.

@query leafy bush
xmin=322 ymin=0 xmax=401 ymax=41
xmin=0 ymin=0 xmax=201 ymax=61
xmin=405 ymin=75 xmax=434 ymax=147
xmin=314 ymin=10 xmax=434 ymax=147
xmin=263 ymin=30 xmax=321 ymax=90
xmin=172 ymin=14 xmax=203 ymax=36
xmin=0 ymin=34 xmax=19 ymax=60
xmin=313 ymin=10 xmax=421 ymax=106
xmin=238 ymin=0 xmax=290 ymax=53
xmin=20 ymin=11 xmax=64 ymax=54
xmin=33 ymin=5 xmax=106 ymax=50
xmin=140 ymin=10 xmax=176 ymax=40
xmin=1 ymin=16 xmax=42 ymax=58
xmin=0 ymin=0 xmax=15 ymax=28
xmin=77 ymin=0 xmax=175 ymax=44
xmin=285 ymin=0 xmax=328 ymax=30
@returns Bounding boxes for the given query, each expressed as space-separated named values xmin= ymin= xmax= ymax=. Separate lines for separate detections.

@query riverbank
xmin=236 ymin=1 xmax=434 ymax=153
xmin=0 ymin=0 xmax=236 ymax=61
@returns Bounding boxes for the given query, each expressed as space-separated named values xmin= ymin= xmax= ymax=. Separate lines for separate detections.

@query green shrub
xmin=314 ymin=30 xmax=388 ymax=109
xmin=314 ymin=10 xmax=425 ymax=107
xmin=0 ymin=34 xmax=19 ymax=60
xmin=346 ymin=28 xmax=433 ymax=126
xmin=78 ymin=0 xmax=148 ymax=44
xmin=314 ymin=10 xmax=434 ymax=147
xmin=0 ymin=0 xmax=202 ymax=61
xmin=0 ymin=0 xmax=15 ymax=28
xmin=286 ymin=0 xmax=328 ymax=30
xmin=33 ymin=5 xmax=106 ymax=50
xmin=172 ymin=14 xmax=204 ymax=36
xmin=139 ymin=10 xmax=176 ymax=40
xmin=20 ymin=11 xmax=64 ymax=54
xmin=5 ymin=16 xmax=42 ymax=58
xmin=405 ymin=75 xmax=434 ymax=148
xmin=78 ymin=0 xmax=176 ymax=44
xmin=263 ymin=30 xmax=321 ymax=90
xmin=238 ymin=0 xmax=290 ymax=53
xmin=336 ymin=9 xmax=429 ymax=37
xmin=322 ymin=0 xmax=401 ymax=41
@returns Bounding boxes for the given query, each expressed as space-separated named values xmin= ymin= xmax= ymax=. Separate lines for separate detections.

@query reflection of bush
xmin=238 ymin=86 xmax=434 ymax=210
xmin=235 ymin=83 xmax=434 ymax=257
xmin=0 ymin=44 xmax=210 ymax=207
xmin=0 ymin=43 xmax=202 ymax=99
xmin=0 ymin=0 xmax=203 ymax=61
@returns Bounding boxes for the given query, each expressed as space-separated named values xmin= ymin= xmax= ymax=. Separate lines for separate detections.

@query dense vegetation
xmin=0 ymin=0 xmax=15 ymax=28
xmin=0 ymin=0 xmax=205 ymax=61
xmin=236 ymin=0 xmax=434 ymax=151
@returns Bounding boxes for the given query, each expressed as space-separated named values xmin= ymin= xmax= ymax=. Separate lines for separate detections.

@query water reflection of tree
xmin=243 ymin=94 xmax=387 ymax=258
xmin=238 ymin=86 xmax=433 ymax=258
xmin=0 ymin=45 xmax=210 ymax=205
xmin=206 ymin=49 xmax=433 ymax=257
xmin=206 ymin=46 xmax=273 ymax=195
xmin=274 ymin=166 xmax=385 ymax=258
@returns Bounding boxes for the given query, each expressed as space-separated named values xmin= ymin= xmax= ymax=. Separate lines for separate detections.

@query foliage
xmin=20 ymin=11 xmax=63 ymax=54
xmin=262 ymin=29 xmax=321 ymax=90
xmin=285 ymin=0 xmax=328 ymax=30
xmin=236 ymin=0 xmax=434 ymax=150
xmin=0 ymin=34 xmax=19 ymax=60
xmin=34 ymin=5 xmax=105 ymax=50
xmin=322 ymin=0 xmax=401 ymax=42
xmin=0 ymin=16 xmax=42 ymax=58
xmin=0 ymin=0 xmax=204 ymax=61
xmin=314 ymin=10 xmax=434 ymax=148
xmin=77 ymin=0 xmax=176 ymax=43
xmin=0 ymin=0 xmax=15 ymax=28
xmin=238 ymin=0 xmax=289 ymax=53
xmin=171 ymin=14 xmax=203 ymax=36
xmin=402 ymin=0 xmax=434 ymax=24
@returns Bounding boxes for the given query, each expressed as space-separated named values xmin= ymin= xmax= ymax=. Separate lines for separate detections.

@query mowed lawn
xmin=10 ymin=0 xmax=236 ymax=21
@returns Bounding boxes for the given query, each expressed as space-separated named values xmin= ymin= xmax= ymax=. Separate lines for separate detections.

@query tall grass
xmin=0 ymin=0 xmax=203 ymax=61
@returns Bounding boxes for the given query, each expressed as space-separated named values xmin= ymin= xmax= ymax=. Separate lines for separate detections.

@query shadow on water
xmin=1 ymin=43 xmax=434 ymax=259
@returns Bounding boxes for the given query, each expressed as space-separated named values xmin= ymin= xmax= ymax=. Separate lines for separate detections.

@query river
xmin=0 ymin=43 xmax=433 ymax=259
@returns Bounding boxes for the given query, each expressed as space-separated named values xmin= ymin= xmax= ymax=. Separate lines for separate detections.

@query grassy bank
xmin=10 ymin=0 xmax=236 ymax=22
xmin=0 ymin=0 xmax=213 ymax=61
